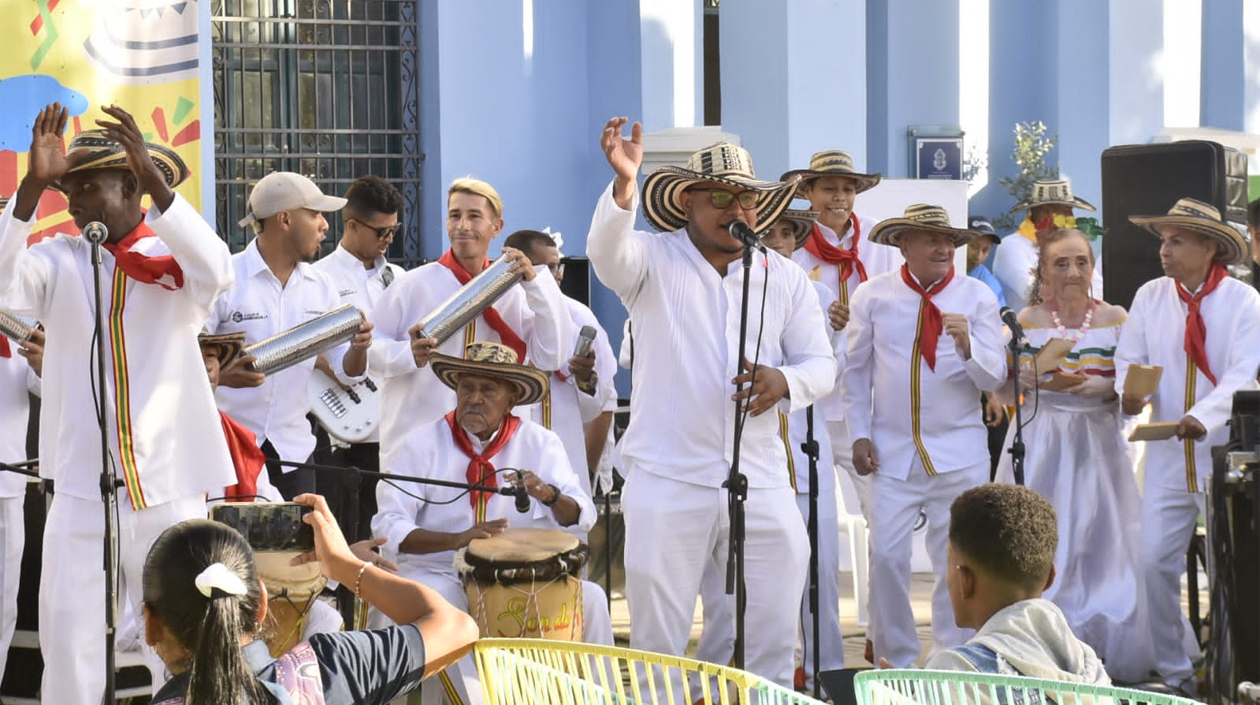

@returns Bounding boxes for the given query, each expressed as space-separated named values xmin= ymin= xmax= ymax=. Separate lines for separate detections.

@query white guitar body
xmin=307 ymin=369 xmax=379 ymax=443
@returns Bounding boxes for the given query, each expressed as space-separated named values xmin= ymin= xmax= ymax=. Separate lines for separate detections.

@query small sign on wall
xmin=907 ymin=125 xmax=964 ymax=181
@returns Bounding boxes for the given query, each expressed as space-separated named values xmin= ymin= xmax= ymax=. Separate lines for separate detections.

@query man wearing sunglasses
xmin=312 ymin=175 xmax=406 ymax=542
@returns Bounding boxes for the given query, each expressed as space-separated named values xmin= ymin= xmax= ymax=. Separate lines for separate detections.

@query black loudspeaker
xmin=560 ymin=256 xmax=591 ymax=307
xmin=1100 ymin=140 xmax=1249 ymax=309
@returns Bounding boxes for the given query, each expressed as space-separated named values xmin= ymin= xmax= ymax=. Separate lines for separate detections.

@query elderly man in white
xmin=373 ymin=341 xmax=612 ymax=705
xmin=843 ymin=205 xmax=1005 ymax=668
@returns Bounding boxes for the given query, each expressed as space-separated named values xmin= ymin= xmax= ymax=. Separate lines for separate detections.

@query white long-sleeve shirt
xmin=372 ymin=415 xmax=595 ymax=578
xmin=842 ymin=267 xmax=1006 ymax=480
xmin=367 ymin=258 xmax=571 ymax=452
xmin=1114 ymin=275 xmax=1260 ymax=493
xmin=0 ymin=195 xmax=235 ymax=507
xmin=206 ymin=239 xmax=362 ymax=464
xmin=0 ymin=350 xmax=40 ymax=498
xmin=586 ymin=180 xmax=836 ymax=489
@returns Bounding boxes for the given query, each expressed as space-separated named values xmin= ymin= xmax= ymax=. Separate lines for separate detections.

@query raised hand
xmin=26 ymin=103 xmax=70 ymax=187
xmin=96 ymin=104 xmax=175 ymax=212
xmin=601 ymin=117 xmax=643 ymax=210
xmin=501 ymin=246 xmax=537 ymax=282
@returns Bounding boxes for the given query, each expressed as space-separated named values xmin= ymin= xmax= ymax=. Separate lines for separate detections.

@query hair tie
xmin=194 ymin=562 xmax=248 ymax=599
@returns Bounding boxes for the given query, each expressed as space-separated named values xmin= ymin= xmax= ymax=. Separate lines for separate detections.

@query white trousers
xmin=0 ymin=495 xmax=24 ymax=685
xmin=623 ymin=471 xmax=808 ymax=689
xmin=869 ymin=460 xmax=985 ymax=667
xmin=829 ymin=421 xmax=870 ymax=520
xmin=796 ymin=487 xmax=844 ymax=684
xmin=376 ymin=566 xmax=614 ymax=705
xmin=1140 ymin=482 xmax=1204 ymax=684
xmin=39 ymin=492 xmax=206 ymax=705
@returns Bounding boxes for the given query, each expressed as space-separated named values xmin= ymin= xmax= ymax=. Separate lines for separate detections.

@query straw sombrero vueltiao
xmin=868 ymin=204 xmax=976 ymax=247
xmin=780 ymin=150 xmax=882 ymax=195
xmin=762 ymin=208 xmax=819 ymax=250
xmin=53 ymin=129 xmax=189 ymax=192
xmin=641 ymin=142 xmax=800 ymax=234
xmin=1008 ymin=178 xmax=1096 ymax=214
xmin=429 ymin=342 xmax=550 ymax=407
xmin=198 ymin=330 xmax=247 ymax=368
xmin=1128 ymin=197 xmax=1248 ymax=266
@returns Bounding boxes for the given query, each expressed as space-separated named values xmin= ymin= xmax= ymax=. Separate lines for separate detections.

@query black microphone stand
xmin=0 ymin=459 xmax=40 ymax=479
xmin=801 ymin=405 xmax=821 ymax=699
xmin=89 ymin=228 xmax=123 ymax=705
xmin=724 ymin=242 xmax=754 ymax=670
xmin=262 ymin=458 xmax=523 ymax=500
xmin=1007 ymin=339 xmax=1027 ymax=486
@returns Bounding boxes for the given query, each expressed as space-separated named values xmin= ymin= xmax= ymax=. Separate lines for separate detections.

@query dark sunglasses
xmin=348 ymin=218 xmax=400 ymax=239
xmin=689 ymin=188 xmax=760 ymax=210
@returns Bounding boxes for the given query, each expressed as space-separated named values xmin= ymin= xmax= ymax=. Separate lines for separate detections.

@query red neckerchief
xmin=0 ymin=337 xmax=10 ymax=358
xmin=220 ymin=410 xmax=266 ymax=500
xmin=436 ymin=250 xmax=527 ymax=362
xmin=445 ymin=410 xmax=522 ymax=508
xmin=803 ymin=214 xmax=868 ymax=287
xmin=900 ymin=264 xmax=955 ymax=372
xmin=1176 ymin=264 xmax=1229 ymax=386
xmin=103 ymin=219 xmax=185 ymax=290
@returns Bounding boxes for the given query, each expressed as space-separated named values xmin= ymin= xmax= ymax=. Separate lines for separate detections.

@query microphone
xmin=573 ymin=325 xmax=597 ymax=358
xmin=514 ymin=482 xmax=531 ymax=513
xmin=83 ymin=221 xmax=108 ymax=245
xmin=1001 ymin=307 xmax=1028 ymax=348
xmin=728 ymin=221 xmax=767 ymax=253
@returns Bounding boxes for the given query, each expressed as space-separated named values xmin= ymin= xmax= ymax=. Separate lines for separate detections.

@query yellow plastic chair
xmin=474 ymin=638 xmax=828 ymax=705
xmin=854 ymin=669 xmax=1204 ymax=705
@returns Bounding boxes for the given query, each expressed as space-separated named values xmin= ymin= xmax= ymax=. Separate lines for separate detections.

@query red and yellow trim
xmin=1184 ymin=357 xmax=1198 ymax=493
xmin=909 ymin=301 xmax=937 ymax=476
xmin=777 ymin=411 xmax=797 ymax=491
xmin=109 ymin=268 xmax=146 ymax=510
xmin=438 ymin=670 xmax=466 ymax=705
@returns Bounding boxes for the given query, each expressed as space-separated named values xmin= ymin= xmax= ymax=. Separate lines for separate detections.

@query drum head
xmin=256 ymin=551 xmax=326 ymax=598
xmin=467 ymin=528 xmax=580 ymax=563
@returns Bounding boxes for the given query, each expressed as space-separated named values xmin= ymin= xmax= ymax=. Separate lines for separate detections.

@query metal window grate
xmin=210 ymin=0 xmax=422 ymax=260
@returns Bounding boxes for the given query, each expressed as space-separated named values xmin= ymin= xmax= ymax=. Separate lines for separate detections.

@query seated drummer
xmin=372 ymin=341 xmax=613 ymax=703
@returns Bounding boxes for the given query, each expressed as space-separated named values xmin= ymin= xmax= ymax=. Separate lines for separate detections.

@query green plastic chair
xmin=854 ymin=669 xmax=1203 ymax=705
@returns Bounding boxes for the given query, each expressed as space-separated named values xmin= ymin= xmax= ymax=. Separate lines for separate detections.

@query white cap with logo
xmin=238 ymin=172 xmax=348 ymax=227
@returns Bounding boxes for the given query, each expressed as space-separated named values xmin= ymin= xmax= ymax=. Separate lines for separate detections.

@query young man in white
xmin=842 ymin=205 xmax=1005 ymax=667
xmin=206 ymin=171 xmax=373 ymax=500
xmin=372 ymin=342 xmax=612 ymax=705
xmin=1115 ymin=198 xmax=1260 ymax=693
xmin=0 ymin=318 xmax=41 ymax=687
xmin=780 ymin=150 xmax=901 ymax=523
xmin=0 ymin=103 xmax=236 ymax=704
xmin=503 ymin=229 xmax=617 ymax=510
xmin=993 ymin=178 xmax=1103 ymax=313
xmin=367 ymin=178 xmax=571 ymax=457
xmin=588 ymin=118 xmax=836 ymax=688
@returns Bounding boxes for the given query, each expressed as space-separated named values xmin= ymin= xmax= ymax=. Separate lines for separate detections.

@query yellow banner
xmin=0 ymin=0 xmax=206 ymax=242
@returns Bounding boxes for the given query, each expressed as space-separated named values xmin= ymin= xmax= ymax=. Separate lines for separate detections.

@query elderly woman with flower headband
xmin=143 ymin=493 xmax=477 ymax=705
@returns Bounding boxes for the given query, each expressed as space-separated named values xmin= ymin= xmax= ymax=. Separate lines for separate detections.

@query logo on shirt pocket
xmin=230 ymin=311 xmax=268 ymax=323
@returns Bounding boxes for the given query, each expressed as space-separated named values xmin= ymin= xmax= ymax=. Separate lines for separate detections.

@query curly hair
xmin=344 ymin=175 xmax=403 ymax=221
xmin=949 ymin=484 xmax=1058 ymax=592
xmin=1028 ymin=228 xmax=1095 ymax=306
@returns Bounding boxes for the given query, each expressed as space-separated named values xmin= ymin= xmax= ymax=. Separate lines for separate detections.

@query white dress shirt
xmin=206 ymin=239 xmax=362 ymax=464
xmin=0 ymin=195 xmax=236 ymax=507
xmin=373 ymin=414 xmax=596 ymax=578
xmin=992 ymin=233 xmax=1104 ymax=314
xmin=367 ymin=258 xmax=571 ymax=452
xmin=0 ymin=352 xmax=39 ymax=498
xmin=1115 ymin=275 xmax=1260 ymax=492
xmin=586 ymin=181 xmax=837 ymax=490
xmin=842 ymin=267 xmax=1006 ymax=480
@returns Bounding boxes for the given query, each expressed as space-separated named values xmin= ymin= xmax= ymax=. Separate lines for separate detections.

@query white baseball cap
xmin=238 ymin=172 xmax=348 ymax=227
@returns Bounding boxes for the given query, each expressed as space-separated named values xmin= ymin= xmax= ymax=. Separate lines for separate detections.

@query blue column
xmin=1053 ymin=0 xmax=1109 ymax=215
xmin=865 ymin=0 xmax=960 ymax=178
xmin=1200 ymin=0 xmax=1245 ymax=131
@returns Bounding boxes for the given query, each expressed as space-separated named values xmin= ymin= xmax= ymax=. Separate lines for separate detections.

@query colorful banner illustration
xmin=1 ymin=0 xmax=205 ymax=243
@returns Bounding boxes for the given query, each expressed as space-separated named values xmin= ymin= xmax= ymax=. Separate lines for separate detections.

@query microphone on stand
xmin=83 ymin=221 xmax=108 ymax=245
xmin=1001 ymin=306 xmax=1028 ymax=349
xmin=728 ymin=221 xmax=767 ymax=254
xmin=574 ymin=325 xmax=597 ymax=358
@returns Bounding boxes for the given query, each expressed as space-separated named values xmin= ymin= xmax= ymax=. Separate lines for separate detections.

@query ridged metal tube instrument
xmin=0 ymin=312 xmax=36 ymax=343
xmin=415 ymin=255 xmax=523 ymax=345
xmin=243 ymin=304 xmax=364 ymax=376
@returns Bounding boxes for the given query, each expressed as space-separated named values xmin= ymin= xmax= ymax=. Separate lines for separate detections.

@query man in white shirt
xmin=503 ymin=229 xmax=617 ymax=508
xmin=842 ymin=204 xmax=1005 ymax=667
xmin=588 ymin=118 xmax=835 ymax=688
xmin=992 ymin=178 xmax=1103 ymax=313
xmin=1115 ymin=198 xmax=1260 ymax=693
xmin=207 ymin=171 xmax=373 ymax=500
xmin=368 ymin=178 xmax=571 ymax=455
xmin=0 ymin=103 xmax=236 ymax=704
xmin=312 ymin=175 xmax=405 ymax=540
xmin=373 ymin=341 xmax=612 ymax=705
xmin=0 ymin=321 xmax=41 ymax=687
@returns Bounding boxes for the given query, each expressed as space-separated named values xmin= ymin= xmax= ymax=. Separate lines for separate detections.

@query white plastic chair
xmin=835 ymin=478 xmax=870 ymax=627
